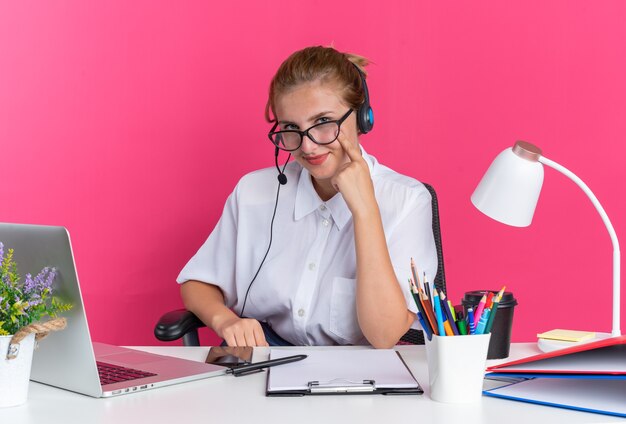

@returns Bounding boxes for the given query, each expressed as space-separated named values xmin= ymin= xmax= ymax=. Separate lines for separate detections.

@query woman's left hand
xmin=331 ymin=130 xmax=377 ymax=218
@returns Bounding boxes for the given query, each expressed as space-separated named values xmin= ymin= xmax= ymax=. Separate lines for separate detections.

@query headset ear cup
xmin=352 ymin=64 xmax=374 ymax=134
xmin=358 ymin=104 xmax=374 ymax=134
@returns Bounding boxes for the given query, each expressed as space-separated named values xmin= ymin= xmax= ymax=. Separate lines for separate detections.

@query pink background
xmin=1 ymin=1 xmax=624 ymax=345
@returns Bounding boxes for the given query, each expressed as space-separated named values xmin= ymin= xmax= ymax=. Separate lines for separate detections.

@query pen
xmin=467 ymin=307 xmax=476 ymax=335
xmin=457 ymin=317 xmax=468 ymax=335
xmin=226 ymin=354 xmax=307 ymax=377
xmin=423 ymin=273 xmax=432 ymax=301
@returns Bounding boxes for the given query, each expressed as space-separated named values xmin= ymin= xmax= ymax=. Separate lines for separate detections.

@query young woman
xmin=178 ymin=46 xmax=437 ymax=349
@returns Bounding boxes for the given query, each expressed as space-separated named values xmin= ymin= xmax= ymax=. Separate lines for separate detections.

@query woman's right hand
xmin=181 ymin=281 xmax=269 ymax=347
xmin=214 ymin=316 xmax=269 ymax=347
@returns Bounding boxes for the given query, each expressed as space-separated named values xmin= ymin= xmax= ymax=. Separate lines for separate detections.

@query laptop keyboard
xmin=97 ymin=361 xmax=157 ymax=385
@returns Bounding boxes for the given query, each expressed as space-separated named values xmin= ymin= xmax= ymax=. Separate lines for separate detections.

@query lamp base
xmin=537 ymin=332 xmax=613 ymax=352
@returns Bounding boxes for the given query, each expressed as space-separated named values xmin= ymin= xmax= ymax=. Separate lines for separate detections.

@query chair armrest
xmin=154 ymin=309 xmax=206 ymax=342
xmin=398 ymin=328 xmax=425 ymax=345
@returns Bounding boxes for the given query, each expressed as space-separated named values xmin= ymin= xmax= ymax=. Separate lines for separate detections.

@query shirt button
xmin=320 ymin=205 xmax=327 ymax=211
xmin=308 ymin=263 xmax=316 ymax=271
xmin=298 ymin=308 xmax=305 ymax=317
xmin=322 ymin=219 xmax=329 ymax=227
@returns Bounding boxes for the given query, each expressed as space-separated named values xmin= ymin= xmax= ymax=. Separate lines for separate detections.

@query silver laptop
xmin=0 ymin=223 xmax=226 ymax=397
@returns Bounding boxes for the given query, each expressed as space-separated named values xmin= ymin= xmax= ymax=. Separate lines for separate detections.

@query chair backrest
xmin=398 ymin=182 xmax=446 ymax=345
xmin=423 ymin=183 xmax=447 ymax=294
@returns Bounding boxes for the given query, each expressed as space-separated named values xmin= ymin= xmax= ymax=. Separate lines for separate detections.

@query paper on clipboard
xmin=267 ymin=348 xmax=420 ymax=394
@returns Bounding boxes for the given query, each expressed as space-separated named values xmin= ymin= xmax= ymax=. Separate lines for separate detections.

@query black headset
xmin=353 ymin=64 xmax=374 ymax=135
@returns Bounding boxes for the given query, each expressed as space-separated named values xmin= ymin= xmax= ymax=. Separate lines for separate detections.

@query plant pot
xmin=0 ymin=333 xmax=36 ymax=407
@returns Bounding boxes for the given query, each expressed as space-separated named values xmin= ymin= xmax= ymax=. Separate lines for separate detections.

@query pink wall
xmin=1 ymin=1 xmax=624 ymax=345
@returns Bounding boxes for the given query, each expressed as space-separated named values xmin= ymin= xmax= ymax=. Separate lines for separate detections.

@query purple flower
xmin=24 ymin=273 xmax=36 ymax=292
xmin=0 ymin=241 xmax=4 ymax=259
xmin=45 ymin=267 xmax=57 ymax=291
xmin=23 ymin=267 xmax=56 ymax=295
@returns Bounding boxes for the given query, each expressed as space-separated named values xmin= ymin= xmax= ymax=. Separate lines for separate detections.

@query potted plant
xmin=0 ymin=241 xmax=72 ymax=407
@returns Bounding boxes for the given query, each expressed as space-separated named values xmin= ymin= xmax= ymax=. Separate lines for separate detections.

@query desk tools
xmin=409 ymin=260 xmax=498 ymax=402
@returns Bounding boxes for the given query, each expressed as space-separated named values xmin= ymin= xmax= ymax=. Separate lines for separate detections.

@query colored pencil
xmin=473 ymin=294 xmax=488 ymax=328
xmin=438 ymin=291 xmax=459 ymax=335
xmin=420 ymin=292 xmax=439 ymax=336
xmin=410 ymin=258 xmax=421 ymax=291
xmin=433 ymin=289 xmax=447 ymax=337
xmin=408 ymin=279 xmax=433 ymax=335
xmin=447 ymin=300 xmax=457 ymax=321
xmin=484 ymin=286 xmax=506 ymax=334
xmin=417 ymin=311 xmax=433 ymax=340
xmin=485 ymin=291 xmax=495 ymax=309
xmin=475 ymin=308 xmax=491 ymax=334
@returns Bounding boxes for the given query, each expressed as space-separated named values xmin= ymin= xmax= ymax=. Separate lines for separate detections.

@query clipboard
xmin=265 ymin=348 xmax=423 ymax=396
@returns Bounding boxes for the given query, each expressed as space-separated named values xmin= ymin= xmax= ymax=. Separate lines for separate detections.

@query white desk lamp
xmin=471 ymin=141 xmax=621 ymax=351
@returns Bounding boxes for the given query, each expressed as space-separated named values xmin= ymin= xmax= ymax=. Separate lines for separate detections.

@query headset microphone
xmin=275 ymin=147 xmax=288 ymax=185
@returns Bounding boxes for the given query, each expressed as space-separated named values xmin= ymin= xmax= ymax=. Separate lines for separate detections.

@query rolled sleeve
xmin=177 ymin=187 xmax=240 ymax=308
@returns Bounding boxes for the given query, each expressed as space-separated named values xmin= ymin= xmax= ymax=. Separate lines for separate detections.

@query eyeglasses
xmin=268 ymin=109 xmax=353 ymax=152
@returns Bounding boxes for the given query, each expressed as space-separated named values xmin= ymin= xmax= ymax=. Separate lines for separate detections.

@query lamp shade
xmin=471 ymin=145 xmax=544 ymax=227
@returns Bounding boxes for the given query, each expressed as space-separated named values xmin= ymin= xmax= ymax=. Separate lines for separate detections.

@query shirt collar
xmin=293 ymin=145 xmax=375 ymax=231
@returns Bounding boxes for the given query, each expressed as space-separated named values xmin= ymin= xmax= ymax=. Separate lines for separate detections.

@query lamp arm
xmin=539 ymin=155 xmax=621 ymax=336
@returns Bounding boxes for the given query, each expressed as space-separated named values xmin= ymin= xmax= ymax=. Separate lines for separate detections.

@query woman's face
xmin=273 ymin=81 xmax=359 ymax=196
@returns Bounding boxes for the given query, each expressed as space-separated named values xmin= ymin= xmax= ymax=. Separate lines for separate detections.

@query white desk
xmin=4 ymin=344 xmax=621 ymax=424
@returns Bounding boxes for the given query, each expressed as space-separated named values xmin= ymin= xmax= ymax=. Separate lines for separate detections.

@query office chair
xmin=154 ymin=183 xmax=447 ymax=346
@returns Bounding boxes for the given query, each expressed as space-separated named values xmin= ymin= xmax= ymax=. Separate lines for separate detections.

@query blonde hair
xmin=265 ymin=46 xmax=370 ymax=122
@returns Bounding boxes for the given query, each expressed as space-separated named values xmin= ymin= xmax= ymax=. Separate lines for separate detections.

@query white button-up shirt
xmin=177 ymin=147 xmax=438 ymax=345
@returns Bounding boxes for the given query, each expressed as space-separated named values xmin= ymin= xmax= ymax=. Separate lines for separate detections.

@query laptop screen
xmin=0 ymin=223 xmax=103 ymax=396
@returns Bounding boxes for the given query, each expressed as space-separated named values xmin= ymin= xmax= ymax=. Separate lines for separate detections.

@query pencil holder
xmin=424 ymin=333 xmax=491 ymax=403
xmin=461 ymin=290 xmax=517 ymax=359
